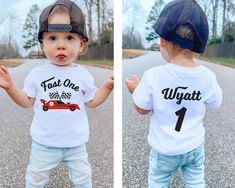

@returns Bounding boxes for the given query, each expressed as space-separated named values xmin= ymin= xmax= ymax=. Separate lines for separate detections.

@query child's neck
xmin=169 ymin=55 xmax=198 ymax=68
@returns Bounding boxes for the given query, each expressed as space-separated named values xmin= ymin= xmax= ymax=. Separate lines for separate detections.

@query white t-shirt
xmin=23 ymin=64 xmax=97 ymax=147
xmin=133 ymin=63 xmax=222 ymax=155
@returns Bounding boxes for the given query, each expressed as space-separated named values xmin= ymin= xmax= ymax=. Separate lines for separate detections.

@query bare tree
xmin=91 ymin=0 xmax=101 ymax=44
xmin=97 ymin=0 xmax=101 ymax=44
xmin=5 ymin=12 xmax=15 ymax=57
xmin=221 ymin=0 xmax=226 ymax=42
xmin=100 ymin=0 xmax=113 ymax=44
xmin=82 ymin=0 xmax=94 ymax=42
xmin=198 ymin=0 xmax=233 ymax=41
xmin=211 ymin=0 xmax=219 ymax=39
xmin=226 ymin=0 xmax=235 ymax=22
xmin=0 ymin=36 xmax=21 ymax=58
xmin=197 ymin=0 xmax=211 ymax=18
xmin=74 ymin=0 xmax=113 ymax=45
xmin=1 ymin=8 xmax=20 ymax=58
xmin=101 ymin=0 xmax=105 ymax=35
xmin=122 ymin=30 xmax=144 ymax=49
xmin=124 ymin=0 xmax=144 ymax=41
xmin=88 ymin=0 xmax=113 ymax=44
xmin=218 ymin=0 xmax=235 ymax=42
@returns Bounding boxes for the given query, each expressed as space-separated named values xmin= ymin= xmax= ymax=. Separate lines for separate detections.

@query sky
xmin=139 ymin=0 xmax=155 ymax=12
xmin=122 ymin=0 xmax=235 ymax=48
xmin=1 ymin=0 xmax=234 ymax=54
xmin=0 ymin=0 xmax=113 ymax=57
xmin=0 ymin=0 xmax=153 ymax=54
xmin=122 ymin=0 xmax=171 ymax=48
xmin=0 ymin=0 xmax=57 ymax=56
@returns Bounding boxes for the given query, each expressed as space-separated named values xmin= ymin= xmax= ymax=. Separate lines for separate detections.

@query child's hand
xmin=125 ymin=75 xmax=139 ymax=94
xmin=0 ymin=66 xmax=13 ymax=90
xmin=105 ymin=74 xmax=114 ymax=90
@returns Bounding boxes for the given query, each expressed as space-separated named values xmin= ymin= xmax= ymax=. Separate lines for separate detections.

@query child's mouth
xmin=56 ymin=54 xmax=66 ymax=60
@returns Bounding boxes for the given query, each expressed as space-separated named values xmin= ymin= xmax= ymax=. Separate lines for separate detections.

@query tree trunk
xmin=84 ymin=0 xmax=93 ymax=42
xmin=90 ymin=0 xmax=101 ymax=44
xmin=97 ymin=0 xmax=101 ymax=44
xmin=222 ymin=0 xmax=226 ymax=43
xmin=101 ymin=0 xmax=105 ymax=39
xmin=88 ymin=1 xmax=93 ymax=42
xmin=212 ymin=0 xmax=218 ymax=39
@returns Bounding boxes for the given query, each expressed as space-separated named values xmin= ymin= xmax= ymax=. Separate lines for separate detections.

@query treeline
xmin=0 ymin=42 xmax=21 ymax=59
xmin=122 ymin=32 xmax=144 ymax=49
xmin=0 ymin=5 xmax=22 ymax=58
xmin=145 ymin=0 xmax=235 ymax=45
xmin=75 ymin=0 xmax=113 ymax=46
xmin=0 ymin=0 xmax=113 ymax=59
xmin=123 ymin=0 xmax=235 ymax=49
xmin=22 ymin=0 xmax=113 ymax=54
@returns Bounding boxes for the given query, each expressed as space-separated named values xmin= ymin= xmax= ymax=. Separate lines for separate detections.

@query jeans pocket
xmin=157 ymin=154 xmax=179 ymax=173
xmin=149 ymin=150 xmax=179 ymax=173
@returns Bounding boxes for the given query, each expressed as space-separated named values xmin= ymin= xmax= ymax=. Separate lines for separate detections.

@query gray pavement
xmin=122 ymin=51 xmax=235 ymax=188
xmin=0 ymin=60 xmax=113 ymax=188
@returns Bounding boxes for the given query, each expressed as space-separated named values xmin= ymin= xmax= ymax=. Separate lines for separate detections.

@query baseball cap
xmin=153 ymin=0 xmax=208 ymax=53
xmin=38 ymin=0 xmax=88 ymax=43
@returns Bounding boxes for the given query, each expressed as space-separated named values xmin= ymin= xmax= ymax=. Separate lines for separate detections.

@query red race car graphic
xmin=40 ymin=99 xmax=80 ymax=111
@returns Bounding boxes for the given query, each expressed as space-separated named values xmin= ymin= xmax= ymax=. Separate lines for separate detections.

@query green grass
xmin=198 ymin=56 xmax=235 ymax=65
xmin=75 ymin=60 xmax=113 ymax=68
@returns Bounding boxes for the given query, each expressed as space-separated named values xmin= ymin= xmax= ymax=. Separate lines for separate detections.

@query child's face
xmin=41 ymin=13 xmax=85 ymax=66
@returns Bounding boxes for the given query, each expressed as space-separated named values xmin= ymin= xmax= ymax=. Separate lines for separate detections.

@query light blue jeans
xmin=25 ymin=141 xmax=92 ymax=188
xmin=148 ymin=143 xmax=205 ymax=188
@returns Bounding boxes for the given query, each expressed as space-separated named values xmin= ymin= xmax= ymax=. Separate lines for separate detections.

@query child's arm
xmin=85 ymin=75 xmax=113 ymax=108
xmin=134 ymin=104 xmax=151 ymax=114
xmin=0 ymin=66 xmax=35 ymax=108
xmin=205 ymin=72 xmax=222 ymax=108
xmin=125 ymin=75 xmax=151 ymax=114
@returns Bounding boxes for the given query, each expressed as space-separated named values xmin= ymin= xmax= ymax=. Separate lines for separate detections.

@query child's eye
xmin=49 ymin=36 xmax=57 ymax=41
xmin=66 ymin=35 xmax=74 ymax=40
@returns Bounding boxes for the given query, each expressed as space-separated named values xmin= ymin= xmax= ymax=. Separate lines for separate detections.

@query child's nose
xmin=56 ymin=39 xmax=66 ymax=50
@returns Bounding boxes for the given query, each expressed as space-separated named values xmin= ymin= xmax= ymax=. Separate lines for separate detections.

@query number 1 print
xmin=175 ymin=107 xmax=187 ymax=132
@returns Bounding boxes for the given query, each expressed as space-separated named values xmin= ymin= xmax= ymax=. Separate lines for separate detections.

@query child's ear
xmin=78 ymin=39 xmax=87 ymax=53
xmin=160 ymin=38 xmax=166 ymax=48
xmin=78 ymin=39 xmax=86 ymax=52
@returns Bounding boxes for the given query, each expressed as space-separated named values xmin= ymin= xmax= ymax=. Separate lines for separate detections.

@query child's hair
xmin=175 ymin=24 xmax=195 ymax=42
xmin=48 ymin=5 xmax=70 ymax=20
xmin=165 ymin=25 xmax=196 ymax=57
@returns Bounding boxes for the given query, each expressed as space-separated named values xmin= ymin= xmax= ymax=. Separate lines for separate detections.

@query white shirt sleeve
xmin=83 ymin=74 xmax=97 ymax=103
xmin=23 ymin=72 xmax=36 ymax=98
xmin=133 ymin=72 xmax=153 ymax=110
xmin=205 ymin=72 xmax=222 ymax=108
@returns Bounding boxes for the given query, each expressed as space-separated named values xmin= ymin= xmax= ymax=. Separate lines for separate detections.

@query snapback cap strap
xmin=48 ymin=24 xmax=72 ymax=32
xmin=171 ymin=34 xmax=194 ymax=50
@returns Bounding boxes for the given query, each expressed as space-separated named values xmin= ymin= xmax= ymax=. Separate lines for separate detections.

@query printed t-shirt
xmin=23 ymin=64 xmax=97 ymax=147
xmin=133 ymin=64 xmax=222 ymax=155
